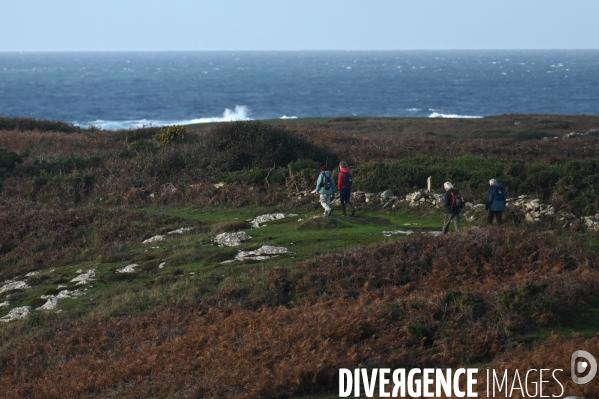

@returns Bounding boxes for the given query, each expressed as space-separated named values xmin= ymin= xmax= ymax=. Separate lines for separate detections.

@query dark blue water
xmin=1 ymin=51 xmax=598 ymax=129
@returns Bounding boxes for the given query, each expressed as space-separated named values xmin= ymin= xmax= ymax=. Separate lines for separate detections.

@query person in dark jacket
xmin=337 ymin=161 xmax=355 ymax=217
xmin=486 ymin=178 xmax=506 ymax=225
xmin=442 ymin=181 xmax=461 ymax=234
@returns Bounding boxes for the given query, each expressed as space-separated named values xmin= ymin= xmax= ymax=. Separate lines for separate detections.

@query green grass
xmin=0 ymin=206 xmax=443 ymax=324
xmin=3 ymin=202 xmax=597 ymax=354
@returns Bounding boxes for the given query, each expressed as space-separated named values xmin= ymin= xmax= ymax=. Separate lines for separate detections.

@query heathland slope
xmin=0 ymin=115 xmax=599 ymax=398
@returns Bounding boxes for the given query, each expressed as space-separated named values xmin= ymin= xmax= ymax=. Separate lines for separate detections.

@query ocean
xmin=1 ymin=50 xmax=598 ymax=130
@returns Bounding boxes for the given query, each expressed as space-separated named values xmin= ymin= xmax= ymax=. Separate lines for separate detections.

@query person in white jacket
xmin=315 ymin=165 xmax=336 ymax=217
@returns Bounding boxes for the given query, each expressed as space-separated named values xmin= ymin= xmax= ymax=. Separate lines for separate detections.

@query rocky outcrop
xmin=248 ymin=213 xmax=298 ymax=228
xmin=381 ymin=230 xmax=414 ymax=237
xmin=37 ymin=288 xmax=87 ymax=311
xmin=390 ymin=189 xmax=447 ymax=209
xmin=142 ymin=227 xmax=194 ymax=244
xmin=0 ymin=306 xmax=31 ymax=322
xmin=0 ymin=281 xmax=30 ymax=295
xmin=507 ymin=196 xmax=556 ymax=222
xmin=71 ymin=269 xmax=96 ymax=285
xmin=116 ymin=264 xmax=139 ymax=273
xmin=143 ymin=235 xmax=166 ymax=244
xmin=582 ymin=215 xmax=599 ymax=232
xmin=221 ymin=245 xmax=291 ymax=264
xmin=168 ymin=227 xmax=194 ymax=235
xmin=214 ymin=231 xmax=252 ymax=246
xmin=563 ymin=129 xmax=599 ymax=138
xmin=504 ymin=195 xmax=582 ymax=228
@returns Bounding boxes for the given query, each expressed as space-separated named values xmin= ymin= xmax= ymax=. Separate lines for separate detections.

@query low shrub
xmin=201 ymin=121 xmax=337 ymax=171
xmin=0 ymin=147 xmax=22 ymax=173
xmin=0 ymin=116 xmax=80 ymax=133
xmin=156 ymin=125 xmax=186 ymax=146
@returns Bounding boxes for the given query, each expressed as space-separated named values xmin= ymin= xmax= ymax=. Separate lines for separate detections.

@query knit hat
xmin=320 ymin=165 xmax=328 ymax=171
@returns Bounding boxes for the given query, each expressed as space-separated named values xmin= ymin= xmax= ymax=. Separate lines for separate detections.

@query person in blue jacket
xmin=486 ymin=179 xmax=506 ymax=225
xmin=315 ymin=165 xmax=336 ymax=217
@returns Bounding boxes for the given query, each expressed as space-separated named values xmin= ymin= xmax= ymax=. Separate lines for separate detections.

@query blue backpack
xmin=493 ymin=185 xmax=506 ymax=202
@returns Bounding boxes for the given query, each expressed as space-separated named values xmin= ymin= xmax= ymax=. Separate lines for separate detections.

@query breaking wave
xmin=428 ymin=112 xmax=483 ymax=119
xmin=79 ymin=105 xmax=253 ymax=130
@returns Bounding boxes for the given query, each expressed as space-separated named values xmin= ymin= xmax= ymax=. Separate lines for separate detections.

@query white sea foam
xmin=428 ymin=112 xmax=482 ymax=119
xmin=79 ymin=106 xmax=252 ymax=130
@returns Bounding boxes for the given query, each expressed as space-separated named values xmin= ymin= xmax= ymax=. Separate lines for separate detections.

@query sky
xmin=2 ymin=0 xmax=598 ymax=51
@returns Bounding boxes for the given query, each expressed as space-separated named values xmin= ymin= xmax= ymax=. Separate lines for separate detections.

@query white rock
xmin=381 ymin=230 xmax=414 ymax=236
xmin=0 ymin=281 xmax=30 ymax=295
xmin=159 ymin=262 xmax=166 ymax=269
xmin=221 ymin=246 xmax=291 ymax=264
xmin=0 ymin=301 xmax=9 ymax=308
xmin=425 ymin=231 xmax=444 ymax=236
xmin=243 ymin=255 xmax=273 ymax=261
xmin=116 ymin=264 xmax=139 ymax=273
xmin=71 ymin=269 xmax=96 ymax=285
xmin=41 ymin=289 xmax=87 ymax=301
xmin=0 ymin=306 xmax=31 ymax=322
xmin=239 ymin=245 xmax=289 ymax=257
xmin=380 ymin=190 xmax=395 ymax=200
xmin=143 ymin=235 xmax=166 ymax=244
xmin=25 ymin=271 xmax=40 ymax=277
xmin=214 ymin=182 xmax=227 ymax=189
xmin=37 ymin=297 xmax=59 ymax=311
xmin=214 ymin=231 xmax=252 ymax=246
xmin=167 ymin=227 xmax=194 ymax=235
xmin=248 ymin=213 xmax=298 ymax=228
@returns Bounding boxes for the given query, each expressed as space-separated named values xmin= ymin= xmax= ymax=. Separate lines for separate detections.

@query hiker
xmin=315 ymin=165 xmax=336 ymax=217
xmin=337 ymin=161 xmax=356 ymax=217
xmin=486 ymin=178 xmax=506 ymax=225
xmin=442 ymin=182 xmax=463 ymax=234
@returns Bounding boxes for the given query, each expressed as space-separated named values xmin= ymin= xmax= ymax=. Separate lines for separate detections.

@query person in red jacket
xmin=337 ymin=161 xmax=356 ymax=217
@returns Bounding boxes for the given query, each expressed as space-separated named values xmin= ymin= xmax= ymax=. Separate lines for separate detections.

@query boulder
xmin=214 ymin=231 xmax=252 ymax=246
xmin=0 ymin=281 xmax=30 ymax=295
xmin=71 ymin=269 xmax=96 ymax=285
xmin=248 ymin=213 xmax=298 ymax=228
xmin=381 ymin=230 xmax=414 ymax=236
xmin=0 ymin=306 xmax=31 ymax=322
xmin=221 ymin=245 xmax=291 ymax=263
xmin=143 ymin=235 xmax=166 ymax=244
xmin=167 ymin=227 xmax=194 ymax=235
xmin=380 ymin=190 xmax=395 ymax=200
xmin=116 ymin=264 xmax=139 ymax=273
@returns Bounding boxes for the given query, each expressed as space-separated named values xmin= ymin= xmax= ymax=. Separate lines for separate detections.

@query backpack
xmin=319 ymin=172 xmax=332 ymax=190
xmin=450 ymin=190 xmax=464 ymax=209
xmin=493 ymin=186 xmax=506 ymax=202
xmin=343 ymin=171 xmax=353 ymax=188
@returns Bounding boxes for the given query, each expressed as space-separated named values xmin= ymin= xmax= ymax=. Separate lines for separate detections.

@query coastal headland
xmin=1 ymin=114 xmax=599 ymax=398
